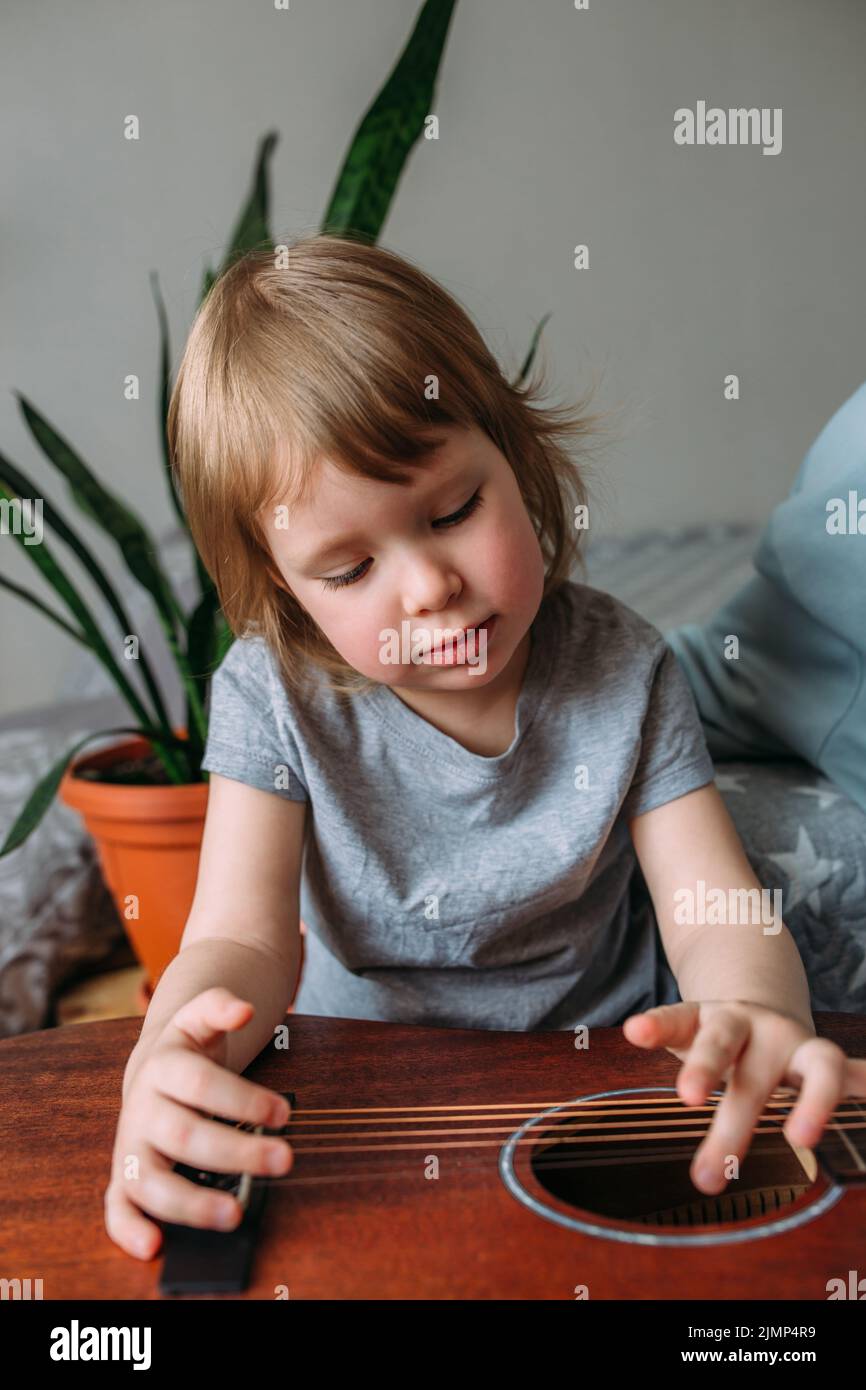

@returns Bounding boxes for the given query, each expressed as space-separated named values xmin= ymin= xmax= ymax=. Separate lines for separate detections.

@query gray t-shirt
xmin=200 ymin=580 xmax=716 ymax=1030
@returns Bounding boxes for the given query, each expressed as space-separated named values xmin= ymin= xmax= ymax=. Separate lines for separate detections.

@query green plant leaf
xmin=214 ymin=612 xmax=235 ymax=666
xmin=16 ymin=394 xmax=186 ymax=632
xmin=218 ymin=129 xmax=279 ymax=274
xmin=0 ymin=725 xmax=195 ymax=859
xmin=189 ymin=132 xmax=282 ymax=624
xmin=0 ymin=479 xmax=167 ymax=735
xmin=0 ymin=572 xmax=89 ymax=647
xmin=320 ymin=0 xmax=458 ymax=242
xmin=14 ymin=395 xmax=209 ymax=742
xmin=150 ymin=269 xmax=212 ymax=600
xmin=184 ymin=585 xmax=223 ymax=766
xmin=200 ymin=265 xmax=216 ymax=301
xmin=515 ymin=312 xmax=552 ymax=388
xmin=0 ymin=450 xmax=174 ymax=731
xmin=200 ymin=130 xmax=280 ymax=305
xmin=150 ymin=268 xmax=187 ymax=533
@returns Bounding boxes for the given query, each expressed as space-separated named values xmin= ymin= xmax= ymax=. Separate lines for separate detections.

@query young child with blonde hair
xmin=105 ymin=233 xmax=866 ymax=1261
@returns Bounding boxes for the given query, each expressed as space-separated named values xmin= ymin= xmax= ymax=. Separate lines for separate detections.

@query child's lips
xmin=427 ymin=613 xmax=496 ymax=657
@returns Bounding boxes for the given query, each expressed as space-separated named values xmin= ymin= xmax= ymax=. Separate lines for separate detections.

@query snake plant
xmin=0 ymin=0 xmax=550 ymax=857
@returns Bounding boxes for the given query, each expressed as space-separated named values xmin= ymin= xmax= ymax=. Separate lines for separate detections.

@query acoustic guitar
xmin=154 ymin=1009 xmax=866 ymax=1300
xmin=2 ymin=1009 xmax=864 ymax=1301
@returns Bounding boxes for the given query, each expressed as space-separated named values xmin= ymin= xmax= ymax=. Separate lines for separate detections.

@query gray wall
xmin=2 ymin=0 xmax=864 ymax=716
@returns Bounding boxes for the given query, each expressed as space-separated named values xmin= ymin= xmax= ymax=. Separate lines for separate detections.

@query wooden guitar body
xmin=2 ymin=1010 xmax=864 ymax=1299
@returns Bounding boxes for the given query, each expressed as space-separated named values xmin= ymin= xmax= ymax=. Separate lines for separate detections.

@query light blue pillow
xmin=665 ymin=380 xmax=866 ymax=815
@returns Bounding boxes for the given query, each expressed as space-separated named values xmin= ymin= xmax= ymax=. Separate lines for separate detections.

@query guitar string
xmin=222 ymin=1099 xmax=866 ymax=1151
xmin=267 ymin=1091 xmax=806 ymax=1115
xmin=832 ymin=1100 xmax=866 ymax=1171
xmin=265 ymin=1092 xmax=866 ymax=1118
xmin=276 ymin=1116 xmax=866 ymax=1149
xmin=277 ymin=1101 xmax=866 ymax=1135
xmin=196 ymin=1098 xmax=866 ymax=1195
xmin=245 ymin=1134 xmax=843 ymax=1193
xmin=254 ymin=1098 xmax=865 ymax=1145
xmin=261 ymin=1119 xmax=866 ymax=1158
xmin=209 ymin=1118 xmax=866 ymax=1193
xmin=272 ymin=1096 xmax=797 ymax=1121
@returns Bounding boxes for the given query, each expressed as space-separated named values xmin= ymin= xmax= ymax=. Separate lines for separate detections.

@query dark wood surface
xmin=1 ymin=1010 xmax=864 ymax=1299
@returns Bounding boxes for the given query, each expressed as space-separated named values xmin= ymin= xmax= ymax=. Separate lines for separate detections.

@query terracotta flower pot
xmin=59 ymin=731 xmax=208 ymax=990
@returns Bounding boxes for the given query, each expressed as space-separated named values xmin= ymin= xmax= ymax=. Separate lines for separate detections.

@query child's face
xmin=261 ymin=423 xmax=546 ymax=690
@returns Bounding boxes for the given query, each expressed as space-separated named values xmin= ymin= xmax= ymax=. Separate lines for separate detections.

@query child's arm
xmin=624 ymin=782 xmax=866 ymax=1193
xmin=628 ymin=781 xmax=812 ymax=1027
xmin=124 ymin=772 xmax=307 ymax=1093
xmin=106 ymin=773 xmax=306 ymax=1259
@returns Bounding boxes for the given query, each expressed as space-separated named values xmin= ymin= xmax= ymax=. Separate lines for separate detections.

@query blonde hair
xmin=167 ymin=232 xmax=614 ymax=700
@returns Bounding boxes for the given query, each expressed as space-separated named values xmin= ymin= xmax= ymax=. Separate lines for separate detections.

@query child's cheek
xmin=483 ymin=502 xmax=546 ymax=617
xmin=319 ymin=599 xmax=391 ymax=680
xmin=323 ymin=609 xmax=371 ymax=670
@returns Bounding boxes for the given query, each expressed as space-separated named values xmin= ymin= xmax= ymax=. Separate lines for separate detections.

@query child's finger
xmin=104 ymin=1181 xmax=164 ymax=1261
xmin=622 ymin=1001 xmax=701 ymax=1051
xmin=782 ymin=1038 xmax=848 ymax=1147
xmin=169 ymin=988 xmax=254 ymax=1050
xmin=150 ymin=1095 xmax=293 ymax=1178
xmin=675 ymin=1011 xmax=751 ymax=1105
xmin=124 ymin=1154 xmax=246 ymax=1232
xmin=151 ymin=1049 xmax=291 ymax=1130
xmin=690 ymin=1053 xmax=785 ymax=1194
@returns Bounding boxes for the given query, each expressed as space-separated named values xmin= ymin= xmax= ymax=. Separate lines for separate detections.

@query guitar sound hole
xmin=529 ymin=1107 xmax=815 ymax=1228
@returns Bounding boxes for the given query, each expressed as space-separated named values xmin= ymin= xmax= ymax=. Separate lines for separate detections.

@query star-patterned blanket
xmin=714 ymin=760 xmax=866 ymax=1014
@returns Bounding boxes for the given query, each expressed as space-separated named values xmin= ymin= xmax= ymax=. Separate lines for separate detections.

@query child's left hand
xmin=622 ymin=999 xmax=866 ymax=1195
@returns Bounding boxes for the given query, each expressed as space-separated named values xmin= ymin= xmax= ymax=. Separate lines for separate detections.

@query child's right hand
xmin=104 ymin=987 xmax=293 ymax=1261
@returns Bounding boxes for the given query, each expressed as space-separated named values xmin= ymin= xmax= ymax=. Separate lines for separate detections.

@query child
xmin=105 ymin=234 xmax=866 ymax=1262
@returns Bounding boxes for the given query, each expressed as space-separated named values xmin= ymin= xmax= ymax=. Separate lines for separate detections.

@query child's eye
xmin=319 ymin=489 xmax=484 ymax=591
xmin=433 ymin=488 xmax=484 ymax=530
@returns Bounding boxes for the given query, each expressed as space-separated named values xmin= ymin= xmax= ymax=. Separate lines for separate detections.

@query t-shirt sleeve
xmin=620 ymin=642 xmax=716 ymax=820
xmin=199 ymin=637 xmax=309 ymax=801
